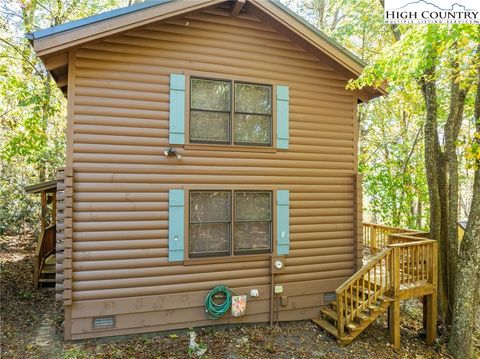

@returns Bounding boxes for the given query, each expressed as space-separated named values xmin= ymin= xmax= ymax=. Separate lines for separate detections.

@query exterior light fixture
xmin=164 ymin=147 xmax=182 ymax=160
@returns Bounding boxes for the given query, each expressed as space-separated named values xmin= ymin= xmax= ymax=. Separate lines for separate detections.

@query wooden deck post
xmin=389 ymin=300 xmax=401 ymax=348
xmin=370 ymin=225 xmax=377 ymax=254
xmin=40 ymin=191 xmax=47 ymax=232
xmin=425 ymin=294 xmax=437 ymax=345
xmin=52 ymin=192 xmax=56 ymax=224
xmin=337 ymin=294 xmax=345 ymax=337
xmin=389 ymin=246 xmax=401 ymax=348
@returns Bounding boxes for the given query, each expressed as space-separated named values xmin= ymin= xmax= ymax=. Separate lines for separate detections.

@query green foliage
xmin=0 ymin=0 xmax=126 ymax=235
xmin=349 ymin=24 xmax=479 ymax=90
xmin=289 ymin=0 xmax=432 ymax=229
xmin=359 ymin=89 xmax=429 ymax=228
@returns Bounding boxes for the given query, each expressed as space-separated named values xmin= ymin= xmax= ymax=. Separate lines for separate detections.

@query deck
xmin=313 ymin=223 xmax=437 ymax=348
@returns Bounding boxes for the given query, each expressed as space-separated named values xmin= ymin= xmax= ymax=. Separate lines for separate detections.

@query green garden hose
xmin=204 ymin=285 xmax=232 ymax=320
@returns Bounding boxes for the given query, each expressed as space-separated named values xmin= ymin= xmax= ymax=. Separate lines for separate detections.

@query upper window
xmin=189 ymin=190 xmax=272 ymax=258
xmin=190 ymin=78 xmax=272 ymax=146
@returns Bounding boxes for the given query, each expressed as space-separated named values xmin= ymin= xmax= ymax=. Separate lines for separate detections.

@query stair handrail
xmin=335 ymin=248 xmax=391 ymax=294
xmin=335 ymin=247 xmax=393 ymax=337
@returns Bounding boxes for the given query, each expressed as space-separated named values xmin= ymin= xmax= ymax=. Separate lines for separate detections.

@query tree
xmin=351 ymin=24 xmax=479 ymax=358
xmin=290 ymin=1 xmax=480 ymax=355
xmin=448 ymin=57 xmax=480 ymax=358
xmin=0 ymin=0 xmax=124 ymax=235
xmin=288 ymin=0 xmax=431 ymax=230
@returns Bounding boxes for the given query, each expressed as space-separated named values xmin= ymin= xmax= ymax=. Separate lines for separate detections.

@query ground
xmin=1 ymin=234 xmax=478 ymax=359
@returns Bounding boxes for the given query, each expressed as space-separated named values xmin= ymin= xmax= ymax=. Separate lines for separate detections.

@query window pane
xmin=234 ymin=114 xmax=271 ymax=144
xmin=235 ymin=83 xmax=271 ymax=114
xmin=191 ymin=78 xmax=230 ymax=111
xmin=190 ymin=191 xmax=230 ymax=222
xmin=235 ymin=192 xmax=271 ymax=221
xmin=190 ymin=223 xmax=230 ymax=254
xmin=234 ymin=222 xmax=271 ymax=252
xmin=190 ymin=111 xmax=229 ymax=142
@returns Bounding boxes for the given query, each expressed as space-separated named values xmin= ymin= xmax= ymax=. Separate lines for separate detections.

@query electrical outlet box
xmin=274 ymin=285 xmax=284 ymax=294
xmin=250 ymin=289 xmax=259 ymax=297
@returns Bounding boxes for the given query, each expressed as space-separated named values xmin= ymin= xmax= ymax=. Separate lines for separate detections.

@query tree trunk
xmin=417 ymin=200 xmax=422 ymax=229
xmin=420 ymin=50 xmax=471 ymax=322
xmin=448 ymin=61 xmax=480 ymax=359
xmin=420 ymin=65 xmax=450 ymax=319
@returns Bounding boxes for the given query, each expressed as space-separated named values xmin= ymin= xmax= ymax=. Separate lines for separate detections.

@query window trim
xmin=188 ymin=76 xmax=273 ymax=147
xmin=187 ymin=189 xmax=273 ymax=259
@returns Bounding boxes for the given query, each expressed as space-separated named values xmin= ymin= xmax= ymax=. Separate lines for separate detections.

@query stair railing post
xmin=336 ymin=292 xmax=345 ymax=338
xmin=392 ymin=246 xmax=400 ymax=297
xmin=371 ymin=225 xmax=377 ymax=254
xmin=388 ymin=245 xmax=401 ymax=348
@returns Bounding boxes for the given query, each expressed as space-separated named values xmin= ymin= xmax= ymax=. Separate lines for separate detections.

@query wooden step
xmin=321 ymin=307 xmax=338 ymax=321
xmin=41 ymin=268 xmax=56 ymax=274
xmin=312 ymin=318 xmax=354 ymax=344
xmin=353 ymin=285 xmax=377 ymax=297
xmin=39 ymin=278 xmax=56 ymax=283
xmin=379 ymin=295 xmax=393 ymax=303
xmin=346 ymin=321 xmax=369 ymax=333
xmin=312 ymin=318 xmax=339 ymax=338
xmin=356 ymin=312 xmax=370 ymax=322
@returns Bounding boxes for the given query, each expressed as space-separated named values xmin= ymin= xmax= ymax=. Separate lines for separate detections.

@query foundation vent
xmin=92 ymin=316 xmax=116 ymax=330
xmin=324 ymin=292 xmax=336 ymax=303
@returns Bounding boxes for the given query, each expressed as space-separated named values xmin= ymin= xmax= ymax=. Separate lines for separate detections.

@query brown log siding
xmin=69 ymin=7 xmax=358 ymax=339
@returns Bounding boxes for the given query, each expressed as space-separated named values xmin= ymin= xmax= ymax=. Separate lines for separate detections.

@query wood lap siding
xmin=70 ymin=7 xmax=356 ymax=338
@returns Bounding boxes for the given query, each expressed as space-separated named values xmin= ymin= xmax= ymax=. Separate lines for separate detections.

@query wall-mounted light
xmin=163 ymin=147 xmax=182 ymax=160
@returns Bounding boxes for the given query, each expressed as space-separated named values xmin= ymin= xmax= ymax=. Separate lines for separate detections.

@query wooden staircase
xmin=34 ymin=225 xmax=56 ymax=289
xmin=38 ymin=253 xmax=56 ymax=287
xmin=313 ymin=225 xmax=438 ymax=348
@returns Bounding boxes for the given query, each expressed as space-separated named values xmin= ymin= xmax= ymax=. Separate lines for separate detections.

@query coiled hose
xmin=205 ymin=285 xmax=232 ymax=320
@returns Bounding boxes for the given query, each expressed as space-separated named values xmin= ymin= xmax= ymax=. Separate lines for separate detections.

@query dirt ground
xmin=1 ymin=234 xmax=478 ymax=359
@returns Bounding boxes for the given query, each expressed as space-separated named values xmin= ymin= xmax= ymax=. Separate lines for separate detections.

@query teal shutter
xmin=168 ymin=189 xmax=184 ymax=261
xmin=276 ymin=85 xmax=289 ymax=149
xmin=276 ymin=190 xmax=290 ymax=255
xmin=169 ymin=74 xmax=185 ymax=144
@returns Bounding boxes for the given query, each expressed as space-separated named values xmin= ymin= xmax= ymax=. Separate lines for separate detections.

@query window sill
xmin=183 ymin=253 xmax=271 ymax=266
xmin=184 ymin=144 xmax=277 ymax=153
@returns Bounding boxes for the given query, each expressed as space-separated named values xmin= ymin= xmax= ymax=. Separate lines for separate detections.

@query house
xmin=26 ymin=0 xmax=397 ymax=341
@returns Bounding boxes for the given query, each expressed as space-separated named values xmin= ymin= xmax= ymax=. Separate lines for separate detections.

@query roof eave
xmin=26 ymin=0 xmax=386 ymax=101
xmin=29 ymin=0 xmax=226 ymax=58
xmin=25 ymin=180 xmax=57 ymax=194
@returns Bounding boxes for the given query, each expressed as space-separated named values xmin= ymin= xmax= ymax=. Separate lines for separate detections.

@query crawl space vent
xmin=324 ymin=292 xmax=336 ymax=303
xmin=92 ymin=316 xmax=116 ymax=330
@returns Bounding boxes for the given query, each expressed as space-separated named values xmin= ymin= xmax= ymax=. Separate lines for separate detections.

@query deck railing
xmin=388 ymin=232 xmax=437 ymax=291
xmin=33 ymin=224 xmax=56 ymax=289
xmin=335 ymin=224 xmax=437 ymax=337
xmin=363 ymin=222 xmax=420 ymax=253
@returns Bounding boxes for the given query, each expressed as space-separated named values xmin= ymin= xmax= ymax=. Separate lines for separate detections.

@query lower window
xmin=189 ymin=190 xmax=272 ymax=257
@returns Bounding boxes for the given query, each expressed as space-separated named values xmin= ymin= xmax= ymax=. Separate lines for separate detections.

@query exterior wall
xmin=68 ymin=6 xmax=358 ymax=339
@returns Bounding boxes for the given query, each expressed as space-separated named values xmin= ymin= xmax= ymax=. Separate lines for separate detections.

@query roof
xmin=26 ymin=0 xmax=385 ymax=100
xmin=25 ymin=180 xmax=57 ymax=194
xmin=26 ymin=1 xmax=170 ymax=41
